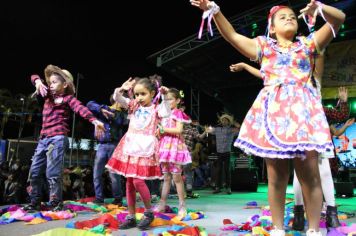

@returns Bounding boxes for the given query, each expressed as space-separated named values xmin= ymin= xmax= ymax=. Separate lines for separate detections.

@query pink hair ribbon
xmin=301 ymin=1 xmax=336 ymax=37
xmin=197 ymin=1 xmax=220 ymax=39
xmin=152 ymin=80 xmax=161 ymax=105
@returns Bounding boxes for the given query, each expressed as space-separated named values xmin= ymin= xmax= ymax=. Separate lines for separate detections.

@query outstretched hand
xmin=338 ymin=87 xmax=348 ymax=102
xmin=120 ymin=77 xmax=135 ymax=91
xmin=190 ymin=0 xmax=211 ymax=11
xmin=101 ymin=108 xmax=115 ymax=119
xmin=35 ymin=80 xmax=48 ymax=97
xmin=229 ymin=63 xmax=245 ymax=72
xmin=93 ymin=120 xmax=106 ymax=140
xmin=159 ymin=86 xmax=169 ymax=95
xmin=204 ymin=125 xmax=214 ymax=133
xmin=299 ymin=0 xmax=319 ymax=19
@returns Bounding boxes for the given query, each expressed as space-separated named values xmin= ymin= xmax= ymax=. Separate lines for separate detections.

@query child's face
xmin=133 ymin=84 xmax=155 ymax=107
xmin=49 ymin=74 xmax=67 ymax=95
xmin=270 ymin=8 xmax=298 ymax=39
xmin=166 ymin=92 xmax=180 ymax=109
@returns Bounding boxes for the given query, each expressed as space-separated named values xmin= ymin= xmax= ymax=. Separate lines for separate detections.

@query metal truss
xmin=190 ymin=87 xmax=200 ymax=121
xmin=150 ymin=0 xmax=293 ymax=67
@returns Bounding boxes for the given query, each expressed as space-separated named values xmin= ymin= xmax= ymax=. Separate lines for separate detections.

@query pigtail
xmin=148 ymin=74 xmax=162 ymax=90
xmin=148 ymin=74 xmax=163 ymax=105
xmin=168 ymin=88 xmax=185 ymax=108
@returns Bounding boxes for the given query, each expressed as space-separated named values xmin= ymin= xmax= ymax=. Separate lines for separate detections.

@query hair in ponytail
xmin=168 ymin=88 xmax=185 ymax=108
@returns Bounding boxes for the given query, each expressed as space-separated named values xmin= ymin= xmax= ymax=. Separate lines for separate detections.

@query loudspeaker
xmin=231 ymin=167 xmax=258 ymax=192
xmin=6 ymin=138 xmax=38 ymax=165
xmin=334 ymin=182 xmax=354 ymax=197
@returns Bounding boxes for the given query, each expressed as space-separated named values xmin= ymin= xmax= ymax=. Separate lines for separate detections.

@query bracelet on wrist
xmin=207 ymin=1 xmax=220 ymax=15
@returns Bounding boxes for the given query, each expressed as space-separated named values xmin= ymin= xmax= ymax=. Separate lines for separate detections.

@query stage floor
xmin=1 ymin=184 xmax=355 ymax=236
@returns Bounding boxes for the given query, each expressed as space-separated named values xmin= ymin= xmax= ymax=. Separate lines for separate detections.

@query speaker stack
xmin=231 ymin=157 xmax=258 ymax=192
xmin=334 ymin=181 xmax=354 ymax=198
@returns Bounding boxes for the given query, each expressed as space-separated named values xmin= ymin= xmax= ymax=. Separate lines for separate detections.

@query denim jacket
xmin=87 ymin=101 xmax=128 ymax=143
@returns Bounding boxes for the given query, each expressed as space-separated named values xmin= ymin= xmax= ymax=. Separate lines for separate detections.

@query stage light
xmin=252 ymin=23 xmax=258 ymax=30
xmin=340 ymin=32 xmax=345 ymax=37
xmin=326 ymin=104 xmax=333 ymax=108
xmin=352 ymin=101 xmax=356 ymax=111
xmin=341 ymin=24 xmax=345 ymax=29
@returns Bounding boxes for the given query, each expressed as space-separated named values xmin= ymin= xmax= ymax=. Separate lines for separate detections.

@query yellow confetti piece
xmin=25 ymin=217 xmax=48 ymax=225
xmin=252 ymin=226 xmax=269 ymax=236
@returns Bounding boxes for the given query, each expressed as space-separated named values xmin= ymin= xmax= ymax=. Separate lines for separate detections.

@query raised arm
xmin=113 ymin=77 xmax=135 ymax=109
xmin=191 ymin=0 xmax=257 ymax=60
xmin=300 ymin=0 xmax=346 ymax=50
xmin=323 ymin=87 xmax=350 ymax=122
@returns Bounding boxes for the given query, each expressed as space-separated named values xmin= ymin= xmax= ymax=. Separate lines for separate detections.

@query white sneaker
xmin=306 ymin=229 xmax=322 ymax=236
xmin=177 ymin=202 xmax=187 ymax=218
xmin=270 ymin=228 xmax=285 ymax=236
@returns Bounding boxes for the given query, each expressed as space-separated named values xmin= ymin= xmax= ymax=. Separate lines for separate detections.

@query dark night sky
xmin=9 ymin=0 xmax=351 ymax=139
xmin=1 ymin=0 xmax=262 ymax=102
xmin=1 ymin=0 xmax=271 ymax=139
xmin=2 ymin=0 xmax=269 ymax=139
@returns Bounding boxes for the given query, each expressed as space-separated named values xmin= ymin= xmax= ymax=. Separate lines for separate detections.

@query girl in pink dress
xmin=155 ymin=88 xmax=192 ymax=218
xmin=191 ymin=1 xmax=345 ymax=235
xmin=106 ymin=76 xmax=170 ymax=230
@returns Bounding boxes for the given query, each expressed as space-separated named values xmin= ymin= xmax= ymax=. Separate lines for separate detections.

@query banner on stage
xmin=333 ymin=122 xmax=356 ymax=168
xmin=321 ymin=39 xmax=356 ymax=99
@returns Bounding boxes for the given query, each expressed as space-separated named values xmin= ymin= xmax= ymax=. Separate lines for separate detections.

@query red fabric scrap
xmin=74 ymin=213 xmax=118 ymax=230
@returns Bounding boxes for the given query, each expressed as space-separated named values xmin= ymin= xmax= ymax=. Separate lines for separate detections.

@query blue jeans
xmin=94 ymin=143 xmax=122 ymax=201
xmin=29 ymin=135 xmax=69 ymax=204
xmin=193 ymin=163 xmax=210 ymax=187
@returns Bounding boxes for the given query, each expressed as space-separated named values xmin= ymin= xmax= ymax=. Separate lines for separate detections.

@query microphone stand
xmin=14 ymin=97 xmax=26 ymax=162
xmin=69 ymin=73 xmax=83 ymax=167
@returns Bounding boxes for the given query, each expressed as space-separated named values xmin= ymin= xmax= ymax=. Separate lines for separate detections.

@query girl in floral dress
xmin=190 ymin=0 xmax=345 ymax=235
xmin=155 ymin=88 xmax=191 ymax=218
xmin=106 ymin=76 xmax=170 ymax=230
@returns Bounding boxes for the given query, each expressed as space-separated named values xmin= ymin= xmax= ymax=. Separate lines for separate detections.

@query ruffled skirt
xmin=234 ymin=84 xmax=333 ymax=159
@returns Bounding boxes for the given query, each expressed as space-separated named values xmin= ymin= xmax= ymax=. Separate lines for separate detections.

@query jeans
xmin=94 ymin=143 xmax=122 ymax=201
xmin=193 ymin=164 xmax=210 ymax=187
xmin=29 ymin=135 xmax=69 ymax=204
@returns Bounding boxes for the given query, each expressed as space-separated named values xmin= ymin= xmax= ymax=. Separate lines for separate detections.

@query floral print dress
xmin=234 ymin=33 xmax=333 ymax=159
